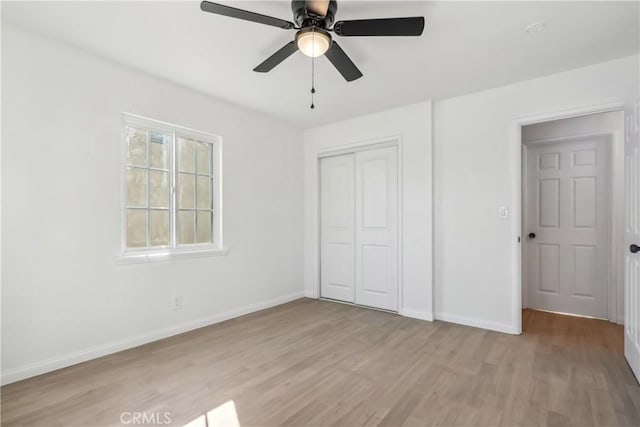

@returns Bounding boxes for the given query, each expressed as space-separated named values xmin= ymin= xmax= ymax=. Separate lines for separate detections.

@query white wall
xmin=433 ymin=54 xmax=639 ymax=333
xmin=303 ymin=102 xmax=433 ymax=321
xmin=1 ymin=25 xmax=305 ymax=384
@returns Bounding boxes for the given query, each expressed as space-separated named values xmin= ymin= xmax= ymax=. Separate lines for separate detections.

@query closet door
xmin=355 ymin=146 xmax=399 ymax=311
xmin=320 ymin=153 xmax=356 ymax=302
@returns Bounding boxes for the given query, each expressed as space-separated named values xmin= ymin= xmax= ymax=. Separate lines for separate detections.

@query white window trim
xmin=117 ymin=113 xmax=226 ymax=263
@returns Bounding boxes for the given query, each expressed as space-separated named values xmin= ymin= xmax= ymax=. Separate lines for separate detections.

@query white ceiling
xmin=3 ymin=1 xmax=639 ymax=127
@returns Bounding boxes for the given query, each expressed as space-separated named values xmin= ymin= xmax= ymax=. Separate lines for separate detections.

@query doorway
xmin=521 ymin=111 xmax=624 ymax=322
xmin=319 ymin=144 xmax=399 ymax=312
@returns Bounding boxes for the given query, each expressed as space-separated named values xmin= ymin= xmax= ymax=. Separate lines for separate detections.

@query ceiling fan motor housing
xmin=291 ymin=0 xmax=338 ymax=28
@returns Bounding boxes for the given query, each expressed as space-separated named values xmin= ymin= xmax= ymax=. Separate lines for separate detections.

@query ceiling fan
xmin=200 ymin=0 xmax=425 ymax=82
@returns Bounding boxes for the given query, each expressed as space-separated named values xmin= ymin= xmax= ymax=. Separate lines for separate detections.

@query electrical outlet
xmin=173 ymin=296 xmax=183 ymax=311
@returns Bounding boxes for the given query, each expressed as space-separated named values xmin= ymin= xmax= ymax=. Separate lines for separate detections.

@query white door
xmin=320 ymin=153 xmax=355 ymax=303
xmin=319 ymin=146 xmax=399 ymax=311
xmin=526 ymin=138 xmax=610 ymax=318
xmin=355 ymin=146 xmax=399 ymax=311
xmin=624 ymin=125 xmax=640 ymax=381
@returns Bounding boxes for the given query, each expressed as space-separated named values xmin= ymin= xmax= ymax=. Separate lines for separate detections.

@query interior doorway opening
xmin=520 ymin=110 xmax=625 ymax=331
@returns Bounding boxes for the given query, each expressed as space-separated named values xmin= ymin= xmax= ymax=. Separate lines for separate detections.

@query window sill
xmin=115 ymin=247 xmax=230 ymax=265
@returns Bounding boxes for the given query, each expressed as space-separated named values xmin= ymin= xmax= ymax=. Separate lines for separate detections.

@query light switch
xmin=498 ymin=206 xmax=510 ymax=218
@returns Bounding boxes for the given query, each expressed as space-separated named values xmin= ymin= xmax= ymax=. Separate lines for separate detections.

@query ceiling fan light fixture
xmin=296 ymin=27 xmax=331 ymax=57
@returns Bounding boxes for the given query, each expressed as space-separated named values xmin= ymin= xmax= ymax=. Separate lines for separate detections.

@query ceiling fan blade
xmin=306 ymin=0 xmax=330 ymax=17
xmin=324 ymin=41 xmax=362 ymax=82
xmin=200 ymin=1 xmax=295 ymax=30
xmin=253 ymin=42 xmax=299 ymax=73
xmin=333 ymin=17 xmax=425 ymax=37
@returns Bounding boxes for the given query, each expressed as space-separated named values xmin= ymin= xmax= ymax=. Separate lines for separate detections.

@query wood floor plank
xmin=2 ymin=300 xmax=639 ymax=426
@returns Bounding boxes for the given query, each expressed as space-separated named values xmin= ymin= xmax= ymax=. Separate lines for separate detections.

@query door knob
xmin=528 ymin=233 xmax=536 ymax=239
xmin=631 ymin=244 xmax=640 ymax=253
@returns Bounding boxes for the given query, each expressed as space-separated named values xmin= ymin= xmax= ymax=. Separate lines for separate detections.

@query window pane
xmin=127 ymin=128 xmax=147 ymax=166
xmin=197 ymin=176 xmax=211 ymax=209
xmin=196 ymin=142 xmax=211 ymax=175
xmin=178 ymin=211 xmax=195 ymax=244
xmin=149 ymin=170 xmax=170 ymax=208
xmin=178 ymin=138 xmax=195 ymax=173
xmin=178 ymin=173 xmax=195 ymax=209
xmin=126 ymin=168 xmax=147 ymax=208
xmin=149 ymin=210 xmax=169 ymax=246
xmin=149 ymin=132 xmax=169 ymax=169
xmin=126 ymin=209 xmax=147 ymax=247
xmin=197 ymin=212 xmax=212 ymax=244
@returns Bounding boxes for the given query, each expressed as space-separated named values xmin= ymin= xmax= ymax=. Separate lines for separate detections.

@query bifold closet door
xmin=320 ymin=146 xmax=399 ymax=311
xmin=355 ymin=146 xmax=398 ymax=311
xmin=320 ymin=153 xmax=356 ymax=302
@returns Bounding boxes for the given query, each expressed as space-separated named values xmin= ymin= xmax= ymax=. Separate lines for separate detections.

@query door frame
xmin=316 ymin=136 xmax=403 ymax=313
xmin=510 ymin=102 xmax=625 ymax=334
xmin=522 ymin=133 xmax=614 ymax=319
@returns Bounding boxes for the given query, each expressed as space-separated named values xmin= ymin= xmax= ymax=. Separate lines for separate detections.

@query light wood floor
xmin=2 ymin=299 xmax=639 ymax=426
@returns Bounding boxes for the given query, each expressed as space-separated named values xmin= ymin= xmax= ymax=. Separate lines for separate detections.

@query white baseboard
xmin=1 ymin=291 xmax=305 ymax=385
xmin=435 ymin=312 xmax=517 ymax=335
xmin=400 ymin=308 xmax=433 ymax=321
xmin=304 ymin=290 xmax=318 ymax=298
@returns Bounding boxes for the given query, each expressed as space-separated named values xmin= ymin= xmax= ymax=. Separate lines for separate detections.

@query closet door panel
xmin=355 ymin=146 xmax=399 ymax=311
xmin=320 ymin=154 xmax=356 ymax=302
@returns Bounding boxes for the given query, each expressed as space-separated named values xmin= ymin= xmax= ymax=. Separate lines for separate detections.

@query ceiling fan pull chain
xmin=310 ymin=57 xmax=316 ymax=109
xmin=310 ymin=28 xmax=316 ymax=110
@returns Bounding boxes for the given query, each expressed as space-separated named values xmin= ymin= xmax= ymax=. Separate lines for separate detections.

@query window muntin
xmin=122 ymin=115 xmax=220 ymax=254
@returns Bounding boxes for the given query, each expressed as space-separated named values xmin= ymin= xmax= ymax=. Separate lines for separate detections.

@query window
xmin=121 ymin=114 xmax=223 ymax=258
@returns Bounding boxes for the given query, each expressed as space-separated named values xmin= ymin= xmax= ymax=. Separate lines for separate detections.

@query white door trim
xmin=511 ymin=102 xmax=626 ymax=334
xmin=313 ymin=136 xmax=403 ymax=314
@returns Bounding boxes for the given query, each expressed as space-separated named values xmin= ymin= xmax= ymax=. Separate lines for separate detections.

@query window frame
xmin=119 ymin=113 xmax=225 ymax=262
